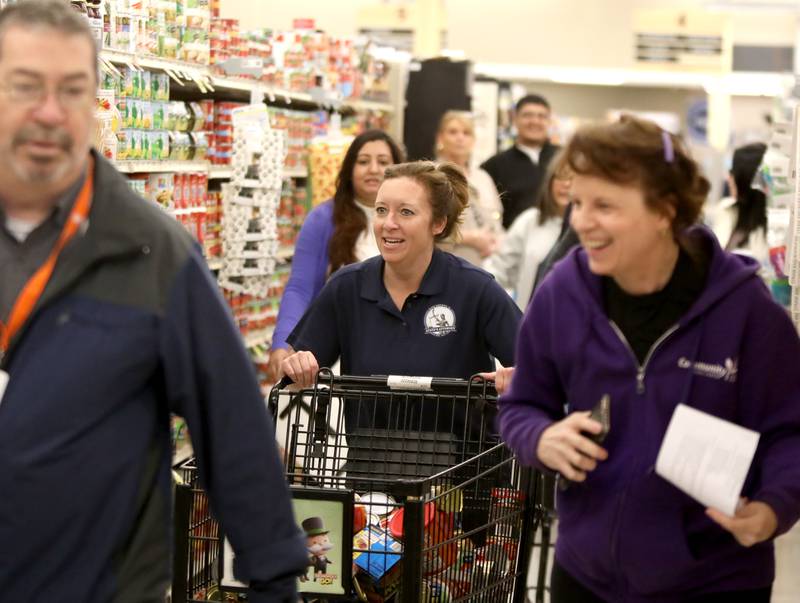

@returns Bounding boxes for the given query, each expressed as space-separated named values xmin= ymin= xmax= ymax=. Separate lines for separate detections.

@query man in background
xmin=482 ymin=94 xmax=560 ymax=228
xmin=0 ymin=2 xmax=305 ymax=601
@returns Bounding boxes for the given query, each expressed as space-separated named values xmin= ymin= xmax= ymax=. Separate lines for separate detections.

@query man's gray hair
xmin=0 ymin=0 xmax=99 ymax=77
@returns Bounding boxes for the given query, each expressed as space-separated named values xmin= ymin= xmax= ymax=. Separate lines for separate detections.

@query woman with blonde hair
xmin=435 ymin=110 xmax=504 ymax=264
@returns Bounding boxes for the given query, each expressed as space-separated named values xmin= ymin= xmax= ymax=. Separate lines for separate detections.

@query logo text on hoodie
xmin=677 ymin=357 xmax=738 ymax=383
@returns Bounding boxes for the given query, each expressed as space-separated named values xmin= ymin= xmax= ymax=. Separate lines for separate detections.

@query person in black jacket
xmin=481 ymin=94 xmax=560 ymax=228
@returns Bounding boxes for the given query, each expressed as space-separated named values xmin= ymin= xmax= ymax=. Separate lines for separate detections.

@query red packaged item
xmin=172 ymin=173 xmax=183 ymax=209
xmin=182 ymin=175 xmax=192 ymax=210
xmin=195 ymin=212 xmax=205 ymax=244
xmin=188 ymin=174 xmax=199 ymax=208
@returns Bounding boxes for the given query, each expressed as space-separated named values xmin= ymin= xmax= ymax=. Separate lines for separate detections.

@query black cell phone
xmin=587 ymin=394 xmax=611 ymax=445
xmin=558 ymin=394 xmax=611 ymax=491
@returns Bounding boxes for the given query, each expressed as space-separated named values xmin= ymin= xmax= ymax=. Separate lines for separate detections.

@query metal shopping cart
xmin=269 ymin=368 xmax=539 ymax=602
xmin=172 ymin=458 xmax=223 ymax=603
xmin=170 ymin=368 xmax=544 ymax=602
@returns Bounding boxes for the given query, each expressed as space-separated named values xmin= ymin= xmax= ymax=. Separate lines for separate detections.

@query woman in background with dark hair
xmin=707 ymin=142 xmax=768 ymax=266
xmin=268 ymin=130 xmax=405 ymax=380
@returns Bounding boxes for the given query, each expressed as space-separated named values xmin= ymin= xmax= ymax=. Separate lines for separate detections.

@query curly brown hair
xmin=383 ymin=161 xmax=469 ymax=241
xmin=559 ymin=115 xmax=709 ymax=237
xmin=329 ymin=130 xmax=405 ymax=273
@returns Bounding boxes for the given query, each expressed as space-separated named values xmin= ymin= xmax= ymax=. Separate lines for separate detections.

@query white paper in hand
xmin=655 ymin=404 xmax=760 ymax=516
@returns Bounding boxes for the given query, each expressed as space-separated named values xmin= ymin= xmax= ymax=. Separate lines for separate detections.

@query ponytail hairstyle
xmin=329 ymin=130 xmax=405 ymax=273
xmin=382 ymin=160 xmax=469 ymax=240
xmin=729 ymin=142 xmax=767 ymax=247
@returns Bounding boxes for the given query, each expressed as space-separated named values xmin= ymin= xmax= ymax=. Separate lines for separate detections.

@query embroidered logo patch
xmin=424 ymin=304 xmax=456 ymax=337
xmin=677 ymin=357 xmax=738 ymax=383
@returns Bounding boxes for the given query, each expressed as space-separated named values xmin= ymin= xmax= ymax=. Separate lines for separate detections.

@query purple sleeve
xmin=272 ymin=202 xmax=334 ymax=350
xmin=498 ymin=281 xmax=567 ymax=468
xmin=737 ymin=288 xmax=800 ymax=536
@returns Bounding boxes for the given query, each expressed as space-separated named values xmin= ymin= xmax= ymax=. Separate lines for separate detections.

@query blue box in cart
xmin=353 ymin=525 xmax=402 ymax=581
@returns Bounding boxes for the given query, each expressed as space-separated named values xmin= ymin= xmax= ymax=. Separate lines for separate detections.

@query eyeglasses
xmin=0 ymin=80 xmax=94 ymax=110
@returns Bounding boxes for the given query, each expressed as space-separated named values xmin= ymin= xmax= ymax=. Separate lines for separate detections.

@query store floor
xmin=526 ymin=521 xmax=800 ymax=602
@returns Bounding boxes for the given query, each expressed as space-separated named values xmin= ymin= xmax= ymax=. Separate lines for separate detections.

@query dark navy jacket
xmin=0 ymin=153 xmax=306 ymax=602
xmin=288 ymin=249 xmax=522 ymax=434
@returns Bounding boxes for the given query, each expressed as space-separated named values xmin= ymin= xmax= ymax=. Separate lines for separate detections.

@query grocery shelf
xmin=283 ymin=166 xmax=308 ymax=178
xmin=103 ymin=49 xmax=206 ymax=76
xmin=116 ymin=162 xmax=307 ymax=178
xmin=170 ymin=207 xmax=207 ymax=216
xmin=206 ymin=259 xmax=223 ymax=271
xmin=350 ymin=98 xmax=394 ymax=112
xmin=276 ymin=248 xmax=294 ymax=261
xmin=100 ymin=49 xmax=395 ymax=113
xmin=243 ymin=327 xmax=275 ymax=349
xmin=115 ymin=160 xmax=208 ymax=173
xmin=208 ymin=166 xmax=234 ymax=179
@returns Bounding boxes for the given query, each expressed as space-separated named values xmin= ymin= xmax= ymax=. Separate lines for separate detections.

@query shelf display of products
xmin=76 ymin=0 xmax=398 ymax=405
xmin=205 ymin=189 xmax=223 ymax=262
xmin=268 ymin=108 xmax=315 ymax=170
xmin=125 ymin=171 xmax=209 ymax=244
xmin=209 ymin=101 xmax=246 ymax=164
xmin=223 ymin=264 xmax=289 ymax=391
xmin=102 ymin=0 xmax=211 ymax=64
xmin=94 ymin=1 xmax=393 ymax=106
xmin=276 ymin=179 xmax=310 ymax=253
xmin=207 ymin=17 xmax=384 ymax=103
xmin=308 ymin=134 xmax=351 ymax=207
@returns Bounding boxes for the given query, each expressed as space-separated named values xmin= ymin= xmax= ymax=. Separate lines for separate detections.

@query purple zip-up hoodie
xmin=500 ymin=227 xmax=800 ymax=602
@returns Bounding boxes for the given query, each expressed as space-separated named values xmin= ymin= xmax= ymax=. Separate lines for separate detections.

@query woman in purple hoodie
xmin=499 ymin=115 xmax=800 ymax=602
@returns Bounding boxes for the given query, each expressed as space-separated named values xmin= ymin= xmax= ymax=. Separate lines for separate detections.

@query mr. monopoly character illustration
xmin=300 ymin=516 xmax=335 ymax=583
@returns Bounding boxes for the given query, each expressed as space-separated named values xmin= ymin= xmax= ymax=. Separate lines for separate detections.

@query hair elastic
xmin=661 ymin=130 xmax=675 ymax=164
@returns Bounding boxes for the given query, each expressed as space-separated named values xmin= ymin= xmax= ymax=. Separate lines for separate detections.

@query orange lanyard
xmin=0 ymin=158 xmax=94 ymax=353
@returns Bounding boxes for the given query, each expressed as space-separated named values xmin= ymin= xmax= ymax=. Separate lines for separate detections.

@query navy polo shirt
xmin=287 ymin=249 xmax=522 ymax=434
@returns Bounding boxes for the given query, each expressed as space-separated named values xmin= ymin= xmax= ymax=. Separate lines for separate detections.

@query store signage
xmin=633 ymin=9 xmax=730 ymax=71
xmin=636 ymin=33 xmax=722 ymax=64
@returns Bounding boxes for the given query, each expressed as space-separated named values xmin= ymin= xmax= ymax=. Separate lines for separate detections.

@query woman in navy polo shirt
xmin=281 ymin=160 xmax=521 ymax=431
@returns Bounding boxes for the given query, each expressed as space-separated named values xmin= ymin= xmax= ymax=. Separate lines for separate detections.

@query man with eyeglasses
xmin=0 ymin=2 xmax=306 ymax=602
xmin=482 ymin=94 xmax=561 ymax=229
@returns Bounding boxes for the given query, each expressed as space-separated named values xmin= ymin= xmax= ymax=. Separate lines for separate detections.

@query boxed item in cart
xmin=353 ymin=526 xmax=402 ymax=584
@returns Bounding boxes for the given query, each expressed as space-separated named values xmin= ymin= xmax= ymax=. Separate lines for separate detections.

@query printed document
xmin=655 ymin=404 xmax=760 ymax=516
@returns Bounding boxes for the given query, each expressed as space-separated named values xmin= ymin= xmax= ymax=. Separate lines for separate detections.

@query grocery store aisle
xmin=526 ymin=521 xmax=800 ymax=602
